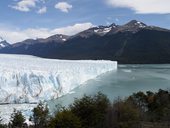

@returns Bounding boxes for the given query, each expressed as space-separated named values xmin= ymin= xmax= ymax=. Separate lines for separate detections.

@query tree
xmin=49 ymin=109 xmax=82 ymax=128
xmin=70 ymin=92 xmax=110 ymax=128
xmin=10 ymin=109 xmax=25 ymax=128
xmin=130 ymin=91 xmax=147 ymax=111
xmin=111 ymin=98 xmax=140 ymax=128
xmin=30 ymin=102 xmax=49 ymax=128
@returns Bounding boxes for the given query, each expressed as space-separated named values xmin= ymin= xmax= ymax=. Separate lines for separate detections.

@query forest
xmin=1 ymin=89 xmax=170 ymax=128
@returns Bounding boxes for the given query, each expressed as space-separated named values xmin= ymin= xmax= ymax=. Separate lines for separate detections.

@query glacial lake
xmin=48 ymin=64 xmax=170 ymax=110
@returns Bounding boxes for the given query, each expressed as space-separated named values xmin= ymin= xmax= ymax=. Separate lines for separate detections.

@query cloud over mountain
xmin=0 ymin=23 xmax=93 ymax=43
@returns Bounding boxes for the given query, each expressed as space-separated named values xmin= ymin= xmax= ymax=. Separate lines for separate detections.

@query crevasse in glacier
xmin=0 ymin=54 xmax=117 ymax=103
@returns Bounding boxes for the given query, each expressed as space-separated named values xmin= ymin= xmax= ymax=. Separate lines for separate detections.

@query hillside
xmin=1 ymin=20 xmax=170 ymax=64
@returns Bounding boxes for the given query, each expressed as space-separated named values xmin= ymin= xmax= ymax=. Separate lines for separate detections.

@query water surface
xmin=48 ymin=64 xmax=170 ymax=110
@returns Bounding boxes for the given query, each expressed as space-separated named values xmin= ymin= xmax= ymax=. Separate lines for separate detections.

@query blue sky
xmin=0 ymin=0 xmax=170 ymax=43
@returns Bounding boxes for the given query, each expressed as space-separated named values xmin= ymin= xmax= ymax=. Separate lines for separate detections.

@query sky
xmin=0 ymin=0 xmax=170 ymax=44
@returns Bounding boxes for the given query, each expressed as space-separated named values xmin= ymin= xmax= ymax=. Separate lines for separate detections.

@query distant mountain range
xmin=1 ymin=20 xmax=170 ymax=64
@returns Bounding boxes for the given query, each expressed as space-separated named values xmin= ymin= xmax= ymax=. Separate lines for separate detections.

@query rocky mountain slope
xmin=0 ymin=37 xmax=10 ymax=49
xmin=1 ymin=20 xmax=170 ymax=64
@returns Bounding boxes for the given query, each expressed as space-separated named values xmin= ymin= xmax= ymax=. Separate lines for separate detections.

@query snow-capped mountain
xmin=13 ymin=34 xmax=69 ymax=47
xmin=124 ymin=20 xmax=147 ymax=28
xmin=93 ymin=23 xmax=117 ymax=35
xmin=118 ymin=20 xmax=147 ymax=32
xmin=1 ymin=20 xmax=170 ymax=64
xmin=74 ymin=23 xmax=117 ymax=38
xmin=44 ymin=34 xmax=70 ymax=42
xmin=0 ymin=37 xmax=10 ymax=49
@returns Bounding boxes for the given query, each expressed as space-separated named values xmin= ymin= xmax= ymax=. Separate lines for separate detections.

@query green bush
xmin=49 ymin=109 xmax=82 ymax=128
xmin=70 ymin=92 xmax=110 ymax=128
xmin=30 ymin=102 xmax=49 ymax=128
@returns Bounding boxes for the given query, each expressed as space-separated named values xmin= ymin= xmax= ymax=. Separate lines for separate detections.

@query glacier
xmin=0 ymin=54 xmax=117 ymax=104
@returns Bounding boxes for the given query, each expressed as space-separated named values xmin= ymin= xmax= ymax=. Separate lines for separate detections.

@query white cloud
xmin=55 ymin=2 xmax=72 ymax=13
xmin=51 ymin=23 xmax=93 ymax=35
xmin=37 ymin=6 xmax=47 ymax=14
xmin=10 ymin=0 xmax=37 ymax=12
xmin=0 ymin=23 xmax=93 ymax=44
xmin=106 ymin=0 xmax=170 ymax=14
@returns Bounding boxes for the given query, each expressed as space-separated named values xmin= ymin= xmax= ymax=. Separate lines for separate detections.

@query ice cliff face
xmin=0 ymin=54 xmax=117 ymax=104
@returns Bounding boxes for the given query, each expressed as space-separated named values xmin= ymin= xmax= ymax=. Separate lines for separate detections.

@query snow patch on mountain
xmin=0 ymin=43 xmax=6 ymax=48
xmin=0 ymin=37 xmax=10 ymax=49
xmin=94 ymin=27 xmax=112 ymax=34
xmin=62 ymin=38 xmax=67 ymax=41
xmin=59 ymin=35 xmax=67 ymax=41
xmin=135 ymin=21 xmax=146 ymax=28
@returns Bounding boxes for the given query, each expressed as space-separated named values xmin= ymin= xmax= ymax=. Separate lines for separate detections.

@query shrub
xmin=30 ymin=102 xmax=49 ymax=128
xmin=49 ymin=109 xmax=82 ymax=128
xmin=70 ymin=92 xmax=110 ymax=128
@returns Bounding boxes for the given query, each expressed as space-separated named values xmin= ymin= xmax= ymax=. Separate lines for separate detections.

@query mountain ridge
xmin=1 ymin=20 xmax=170 ymax=64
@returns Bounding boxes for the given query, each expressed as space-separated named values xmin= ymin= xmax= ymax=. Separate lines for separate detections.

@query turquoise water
xmin=48 ymin=64 xmax=170 ymax=110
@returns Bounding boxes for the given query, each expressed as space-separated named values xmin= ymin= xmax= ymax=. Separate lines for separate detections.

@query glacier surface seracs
xmin=0 ymin=54 xmax=117 ymax=104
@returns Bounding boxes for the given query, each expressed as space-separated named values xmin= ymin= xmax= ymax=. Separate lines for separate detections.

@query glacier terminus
xmin=0 ymin=54 xmax=117 ymax=104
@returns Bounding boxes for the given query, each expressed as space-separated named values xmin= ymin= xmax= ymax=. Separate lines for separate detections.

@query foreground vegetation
xmin=1 ymin=89 xmax=170 ymax=128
